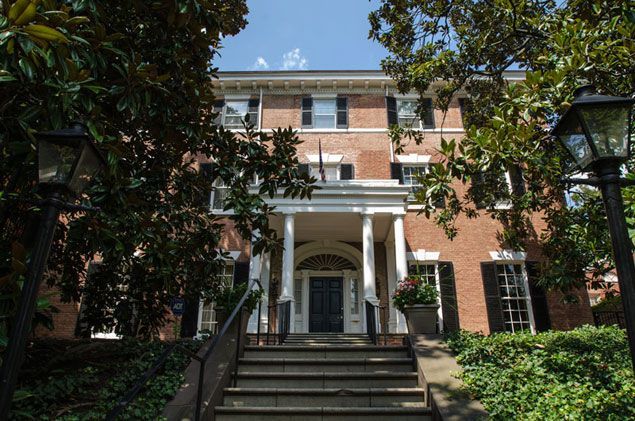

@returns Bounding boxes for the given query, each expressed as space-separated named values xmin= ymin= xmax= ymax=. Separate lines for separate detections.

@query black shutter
xmin=233 ymin=261 xmax=250 ymax=285
xmin=421 ymin=98 xmax=435 ymax=128
xmin=298 ymin=163 xmax=309 ymax=177
xmin=390 ymin=162 xmax=403 ymax=184
xmin=526 ymin=261 xmax=551 ymax=332
xmin=472 ymin=172 xmax=486 ymax=209
xmin=301 ymin=97 xmax=313 ymax=128
xmin=386 ymin=96 xmax=398 ymax=126
xmin=213 ymin=99 xmax=224 ymax=126
xmin=199 ymin=163 xmax=215 ymax=207
xmin=247 ymin=98 xmax=259 ymax=127
xmin=438 ymin=262 xmax=460 ymax=332
xmin=180 ymin=297 xmax=200 ymax=338
xmin=481 ymin=262 xmax=505 ymax=333
xmin=336 ymin=97 xmax=348 ymax=129
xmin=340 ymin=164 xmax=354 ymax=180
xmin=509 ymin=165 xmax=526 ymax=196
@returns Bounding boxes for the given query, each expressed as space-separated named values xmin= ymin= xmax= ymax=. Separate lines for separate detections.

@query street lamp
xmin=552 ymin=85 xmax=635 ymax=368
xmin=0 ymin=122 xmax=106 ymax=418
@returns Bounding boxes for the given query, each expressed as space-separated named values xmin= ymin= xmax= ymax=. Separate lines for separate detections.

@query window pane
xmin=314 ymin=114 xmax=335 ymax=129
xmin=351 ymin=278 xmax=359 ymax=315
xmin=496 ymin=263 xmax=531 ymax=333
xmin=294 ymin=278 xmax=302 ymax=315
xmin=313 ymin=99 xmax=336 ymax=113
xmin=225 ymin=101 xmax=248 ymax=116
xmin=397 ymin=100 xmax=417 ymax=115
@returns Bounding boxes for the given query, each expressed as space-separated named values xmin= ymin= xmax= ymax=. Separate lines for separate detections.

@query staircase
xmin=214 ymin=333 xmax=431 ymax=420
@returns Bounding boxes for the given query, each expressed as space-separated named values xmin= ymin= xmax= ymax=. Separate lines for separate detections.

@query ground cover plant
xmin=10 ymin=338 xmax=201 ymax=420
xmin=447 ymin=325 xmax=635 ymax=420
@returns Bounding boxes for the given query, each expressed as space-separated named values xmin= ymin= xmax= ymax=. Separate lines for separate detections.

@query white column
xmin=361 ymin=213 xmax=378 ymax=303
xmin=259 ymin=252 xmax=271 ymax=333
xmin=393 ymin=213 xmax=408 ymax=333
xmin=247 ymin=230 xmax=262 ymax=333
xmin=385 ymin=241 xmax=398 ymax=333
xmin=280 ymin=213 xmax=295 ymax=331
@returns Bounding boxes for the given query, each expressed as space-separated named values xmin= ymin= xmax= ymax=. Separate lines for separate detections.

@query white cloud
xmin=280 ymin=48 xmax=308 ymax=70
xmin=249 ymin=56 xmax=269 ymax=70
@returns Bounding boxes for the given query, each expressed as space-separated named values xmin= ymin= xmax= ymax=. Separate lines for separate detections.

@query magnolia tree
xmin=0 ymin=0 xmax=314 ymax=339
xmin=370 ymin=0 xmax=635 ymax=292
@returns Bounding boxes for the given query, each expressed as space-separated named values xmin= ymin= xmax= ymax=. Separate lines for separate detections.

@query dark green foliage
xmin=447 ymin=326 xmax=635 ymax=420
xmin=369 ymin=0 xmax=635 ymax=291
xmin=0 ymin=0 xmax=315 ymax=342
xmin=208 ymin=282 xmax=263 ymax=314
xmin=11 ymin=338 xmax=201 ymax=420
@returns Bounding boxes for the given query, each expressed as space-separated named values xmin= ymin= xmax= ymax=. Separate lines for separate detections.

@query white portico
xmin=248 ymin=180 xmax=411 ymax=334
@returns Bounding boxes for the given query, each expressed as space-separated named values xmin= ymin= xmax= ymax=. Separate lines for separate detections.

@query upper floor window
xmin=402 ymin=165 xmax=427 ymax=195
xmin=408 ymin=262 xmax=437 ymax=286
xmin=300 ymin=153 xmax=354 ymax=181
xmin=213 ymin=98 xmax=259 ymax=129
xmin=386 ymin=97 xmax=434 ymax=129
xmin=301 ymin=96 xmax=348 ymax=129
xmin=471 ymin=166 xmax=525 ymax=210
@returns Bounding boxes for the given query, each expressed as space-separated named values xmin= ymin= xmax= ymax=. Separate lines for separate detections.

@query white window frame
xmin=489 ymin=251 xmax=536 ymax=334
xmin=396 ymin=98 xmax=434 ymax=130
xmin=197 ymin=260 xmax=235 ymax=336
xmin=312 ymin=98 xmax=337 ymax=129
xmin=210 ymin=178 xmax=229 ymax=210
xmin=474 ymin=170 xmax=514 ymax=210
xmin=222 ymin=100 xmax=250 ymax=130
xmin=402 ymin=164 xmax=428 ymax=201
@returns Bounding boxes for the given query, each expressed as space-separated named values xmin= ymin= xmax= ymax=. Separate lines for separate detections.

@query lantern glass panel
xmin=557 ymin=113 xmax=594 ymax=171
xmin=38 ymin=138 xmax=81 ymax=185
xmin=67 ymin=143 xmax=104 ymax=195
xmin=579 ymin=104 xmax=632 ymax=159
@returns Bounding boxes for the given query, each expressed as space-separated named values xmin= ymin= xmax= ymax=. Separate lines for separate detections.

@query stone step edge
xmin=222 ymin=387 xmax=425 ymax=395
xmin=234 ymin=372 xmax=418 ymax=379
xmin=245 ymin=345 xmax=408 ymax=351
xmin=214 ymin=406 xmax=432 ymax=414
xmin=239 ymin=357 xmax=413 ymax=364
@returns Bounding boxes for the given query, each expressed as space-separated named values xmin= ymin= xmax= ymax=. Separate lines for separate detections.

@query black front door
xmin=309 ymin=278 xmax=343 ymax=332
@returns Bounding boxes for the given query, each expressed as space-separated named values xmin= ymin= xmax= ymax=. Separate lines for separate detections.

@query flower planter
xmin=403 ymin=304 xmax=440 ymax=334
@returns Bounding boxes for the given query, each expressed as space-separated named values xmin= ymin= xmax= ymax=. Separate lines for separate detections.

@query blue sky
xmin=215 ymin=0 xmax=388 ymax=71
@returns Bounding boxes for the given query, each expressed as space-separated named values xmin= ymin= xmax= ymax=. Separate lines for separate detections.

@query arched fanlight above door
xmin=297 ymin=254 xmax=356 ymax=271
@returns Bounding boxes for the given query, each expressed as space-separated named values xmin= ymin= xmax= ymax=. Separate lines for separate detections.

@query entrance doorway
xmin=309 ymin=277 xmax=343 ymax=332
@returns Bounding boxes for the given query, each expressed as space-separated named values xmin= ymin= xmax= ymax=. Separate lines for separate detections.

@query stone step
xmin=285 ymin=334 xmax=371 ymax=338
xmin=214 ymin=405 xmax=432 ymax=420
xmin=237 ymin=358 xmax=414 ymax=373
xmin=234 ymin=372 xmax=419 ymax=388
xmin=243 ymin=345 xmax=409 ymax=359
xmin=282 ymin=341 xmax=374 ymax=346
xmin=222 ymin=387 xmax=425 ymax=407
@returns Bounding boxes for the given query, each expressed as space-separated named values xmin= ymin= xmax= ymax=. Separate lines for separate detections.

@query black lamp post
xmin=0 ymin=122 xmax=105 ymax=419
xmin=552 ymin=86 xmax=635 ymax=368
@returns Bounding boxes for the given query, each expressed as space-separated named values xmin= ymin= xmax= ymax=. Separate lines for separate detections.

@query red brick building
xmin=40 ymin=70 xmax=593 ymax=339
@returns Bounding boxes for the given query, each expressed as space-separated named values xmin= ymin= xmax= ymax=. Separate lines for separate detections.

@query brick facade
xmin=36 ymin=71 xmax=592 ymax=339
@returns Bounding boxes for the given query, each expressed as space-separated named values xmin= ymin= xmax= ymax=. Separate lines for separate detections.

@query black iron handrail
xmin=105 ymin=278 xmax=263 ymax=421
xmin=365 ymin=300 xmax=379 ymax=345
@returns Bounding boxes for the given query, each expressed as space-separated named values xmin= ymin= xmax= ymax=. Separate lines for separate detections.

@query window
xmin=199 ymin=262 xmax=234 ymax=334
xmin=408 ymin=262 xmax=437 ymax=286
xmin=496 ymin=263 xmax=532 ymax=333
xmin=301 ymin=96 xmax=348 ymax=129
xmin=213 ymin=99 xmax=259 ymax=129
xmin=471 ymin=171 xmax=512 ymax=209
xmin=294 ymin=278 xmax=303 ymax=315
xmin=395 ymin=99 xmax=434 ymax=129
xmin=402 ymin=165 xmax=427 ymax=199
xmin=350 ymin=278 xmax=359 ymax=315
xmin=211 ymin=178 xmax=229 ymax=210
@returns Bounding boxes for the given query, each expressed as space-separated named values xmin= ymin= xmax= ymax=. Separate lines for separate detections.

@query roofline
xmin=214 ymin=69 xmax=526 ymax=81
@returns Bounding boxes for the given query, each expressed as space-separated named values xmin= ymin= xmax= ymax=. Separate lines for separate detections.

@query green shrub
xmin=447 ymin=326 xmax=634 ymax=420
xmin=11 ymin=338 xmax=202 ymax=420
